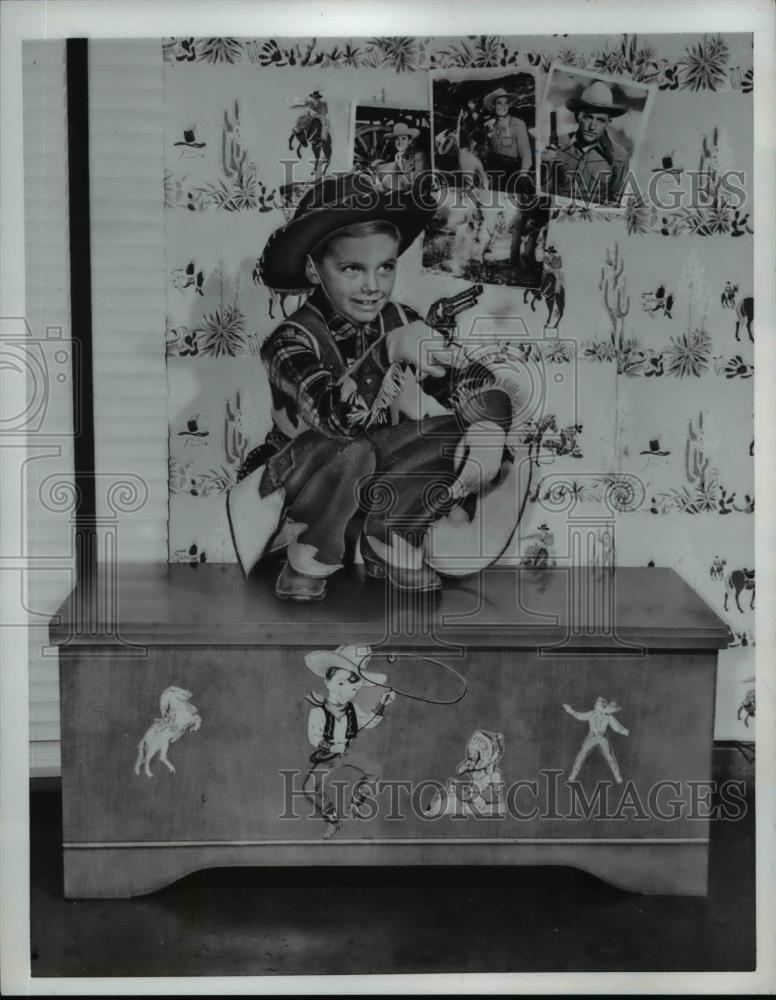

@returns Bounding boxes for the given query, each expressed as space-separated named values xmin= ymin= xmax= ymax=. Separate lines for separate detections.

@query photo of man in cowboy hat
xmin=542 ymin=77 xmax=632 ymax=206
xmin=481 ymin=85 xmax=532 ymax=189
xmin=429 ymin=70 xmax=537 ymax=194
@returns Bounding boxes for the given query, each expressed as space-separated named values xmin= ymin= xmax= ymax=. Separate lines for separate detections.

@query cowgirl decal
xmin=426 ymin=729 xmax=506 ymax=817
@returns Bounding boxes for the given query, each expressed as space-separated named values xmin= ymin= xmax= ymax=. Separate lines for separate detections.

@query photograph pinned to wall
xmin=430 ymin=68 xmax=539 ymax=194
xmin=349 ymin=104 xmax=431 ymax=194
xmin=538 ymin=64 xmax=656 ymax=209
xmin=421 ymin=187 xmax=550 ymax=289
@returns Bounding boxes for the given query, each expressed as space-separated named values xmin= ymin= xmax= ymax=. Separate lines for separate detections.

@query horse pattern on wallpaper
xmin=162 ymin=33 xmax=754 ymax=738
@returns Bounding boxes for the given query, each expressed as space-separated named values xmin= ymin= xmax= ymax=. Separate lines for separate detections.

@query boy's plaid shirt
xmin=260 ymin=290 xmax=421 ymax=440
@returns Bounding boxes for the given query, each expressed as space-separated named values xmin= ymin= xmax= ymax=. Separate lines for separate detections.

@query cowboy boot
xmin=322 ymin=810 xmax=342 ymax=839
xmin=275 ymin=537 xmax=342 ymax=601
xmin=274 ymin=561 xmax=327 ymax=602
xmin=360 ymin=533 xmax=442 ymax=592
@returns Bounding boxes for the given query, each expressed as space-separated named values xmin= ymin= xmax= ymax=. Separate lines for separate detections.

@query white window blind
xmin=89 ymin=40 xmax=167 ymax=563
xmin=24 ymin=39 xmax=168 ymax=777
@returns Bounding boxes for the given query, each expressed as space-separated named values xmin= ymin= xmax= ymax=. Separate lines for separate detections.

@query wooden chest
xmin=51 ymin=564 xmax=730 ymax=898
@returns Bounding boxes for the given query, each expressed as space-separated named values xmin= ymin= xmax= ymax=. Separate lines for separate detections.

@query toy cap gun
xmin=347 ymin=284 xmax=485 ymax=381
xmin=425 ymin=284 xmax=484 ymax=349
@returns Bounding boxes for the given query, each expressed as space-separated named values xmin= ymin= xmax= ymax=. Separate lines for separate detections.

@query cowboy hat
xmin=258 ymin=172 xmax=438 ymax=291
xmin=304 ymin=644 xmax=387 ymax=684
xmin=651 ymin=152 xmax=682 ymax=175
xmin=390 ymin=121 xmax=420 ymax=139
xmin=482 ymin=87 xmax=519 ymax=113
xmin=425 ymin=462 xmax=520 ymax=577
xmin=174 ymin=127 xmax=206 ymax=148
xmin=566 ymin=80 xmax=626 ymax=118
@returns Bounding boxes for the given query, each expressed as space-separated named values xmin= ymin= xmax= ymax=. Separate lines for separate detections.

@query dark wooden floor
xmin=30 ymin=746 xmax=755 ymax=977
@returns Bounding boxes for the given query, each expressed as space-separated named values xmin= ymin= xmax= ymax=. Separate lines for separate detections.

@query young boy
xmin=303 ymin=644 xmax=395 ymax=839
xmin=228 ymin=171 xmax=514 ymax=600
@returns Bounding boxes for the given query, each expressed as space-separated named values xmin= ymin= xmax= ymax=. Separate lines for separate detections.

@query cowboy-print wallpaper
xmin=162 ymin=33 xmax=754 ymax=739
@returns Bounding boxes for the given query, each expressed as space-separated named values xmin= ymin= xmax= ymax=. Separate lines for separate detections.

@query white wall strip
xmin=23 ymin=40 xmax=74 ymax=774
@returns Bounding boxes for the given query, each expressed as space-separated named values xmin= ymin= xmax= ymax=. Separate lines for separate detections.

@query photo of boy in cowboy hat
xmin=350 ymin=105 xmax=431 ymax=193
xmin=370 ymin=122 xmax=427 ymax=193
xmin=385 ymin=121 xmax=426 ymax=190
xmin=227 ymin=171 xmax=517 ymax=602
xmin=302 ymin=644 xmax=395 ymax=838
xmin=540 ymin=68 xmax=652 ymax=206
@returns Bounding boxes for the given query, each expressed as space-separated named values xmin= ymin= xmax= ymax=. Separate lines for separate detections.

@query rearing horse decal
xmin=289 ymin=93 xmax=332 ymax=181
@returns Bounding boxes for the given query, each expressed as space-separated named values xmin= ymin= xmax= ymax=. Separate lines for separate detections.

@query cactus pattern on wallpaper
xmin=590 ymin=243 xmax=645 ymax=376
xmin=660 ymin=126 xmax=752 ymax=238
xmin=600 ymin=244 xmax=630 ymax=349
xmin=650 ymin=411 xmax=752 ymax=515
xmin=187 ymin=100 xmax=277 ymax=212
xmin=224 ymin=391 xmax=250 ymax=473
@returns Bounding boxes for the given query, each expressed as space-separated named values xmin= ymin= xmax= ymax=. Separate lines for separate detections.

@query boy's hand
xmin=386 ymin=320 xmax=458 ymax=378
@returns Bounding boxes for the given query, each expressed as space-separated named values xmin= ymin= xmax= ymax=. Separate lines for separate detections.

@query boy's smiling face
xmin=312 ymin=232 xmax=399 ymax=325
